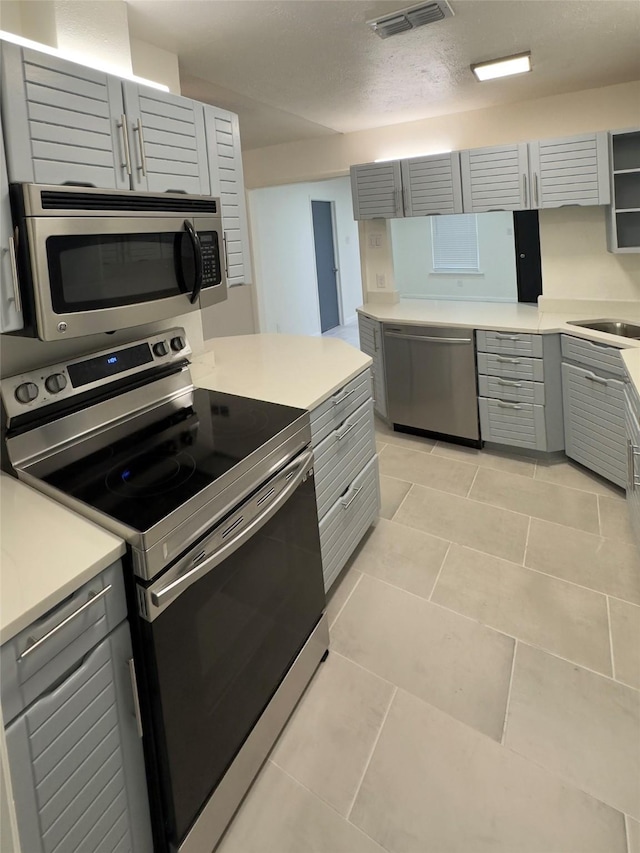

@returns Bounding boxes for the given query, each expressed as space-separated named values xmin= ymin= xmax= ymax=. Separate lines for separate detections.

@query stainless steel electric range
xmin=1 ymin=328 xmax=329 ymax=853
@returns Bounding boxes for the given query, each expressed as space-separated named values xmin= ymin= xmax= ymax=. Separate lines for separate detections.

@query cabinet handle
xmin=341 ymin=485 xmax=362 ymax=509
xmin=497 ymin=401 xmax=522 ymax=409
xmin=134 ymin=118 xmax=147 ymax=176
xmin=585 ymin=371 xmax=608 ymax=386
xmin=373 ymin=327 xmax=378 ymax=352
xmin=336 ymin=421 xmax=356 ymax=441
xmin=395 ymin=187 xmax=403 ymax=216
xmin=495 ymin=334 xmax=519 ymax=340
xmin=522 ymin=173 xmax=528 ymax=207
xmin=8 ymin=234 xmax=21 ymax=315
xmin=534 ymin=172 xmax=540 ymax=207
xmin=128 ymin=658 xmax=144 ymax=738
xmin=497 ymin=379 xmax=522 ymax=387
xmin=117 ymin=114 xmax=131 ymax=176
xmin=628 ymin=442 xmax=640 ymax=489
xmin=496 ymin=356 xmax=521 ymax=364
xmin=19 ymin=585 xmax=112 ymax=661
xmin=402 ymin=185 xmax=409 ymax=215
xmin=222 ymin=232 xmax=229 ymax=278
xmin=333 ymin=387 xmax=356 ymax=406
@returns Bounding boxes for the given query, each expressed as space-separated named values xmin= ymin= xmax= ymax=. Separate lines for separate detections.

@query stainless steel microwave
xmin=9 ymin=184 xmax=227 ymax=341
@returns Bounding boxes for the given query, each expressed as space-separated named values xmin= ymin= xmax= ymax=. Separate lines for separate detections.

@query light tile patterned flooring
xmin=218 ymin=420 xmax=640 ymax=853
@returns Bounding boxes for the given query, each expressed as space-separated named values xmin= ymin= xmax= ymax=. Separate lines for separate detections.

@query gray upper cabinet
xmin=529 ymin=132 xmax=610 ymax=208
xmin=1 ymin=115 xmax=23 ymax=333
xmin=204 ymin=106 xmax=251 ymax=285
xmin=351 ymin=161 xmax=403 ymax=219
xmin=460 ymin=143 xmax=529 ymax=213
xmin=1 ymin=43 xmax=129 ymax=189
xmin=401 ymin=152 xmax=463 ymax=216
xmin=122 ymin=82 xmax=210 ymax=195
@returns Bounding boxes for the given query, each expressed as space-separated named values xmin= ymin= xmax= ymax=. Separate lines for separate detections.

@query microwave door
xmin=25 ymin=216 xmax=200 ymax=341
xmin=194 ymin=216 xmax=227 ymax=310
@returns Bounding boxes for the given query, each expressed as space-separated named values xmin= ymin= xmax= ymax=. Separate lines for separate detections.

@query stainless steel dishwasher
xmin=383 ymin=324 xmax=480 ymax=442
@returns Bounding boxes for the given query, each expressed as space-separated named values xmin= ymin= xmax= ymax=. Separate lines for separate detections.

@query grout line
xmin=500 ymin=639 xmax=518 ymax=746
xmin=428 ymin=541 xmax=452 ymax=601
xmin=269 ymin=759 xmax=348 ymax=820
xmin=597 ymin=495 xmax=603 ymax=538
xmin=606 ymin=596 xmax=617 ymax=680
xmin=465 ymin=466 xmax=480 ymax=498
xmin=389 ymin=482 xmax=414 ymax=521
xmin=522 ymin=516 xmax=533 ymax=567
xmin=330 ymin=649 xmax=397 ymax=690
xmin=329 ymin=571 xmax=363 ymax=628
xmin=625 ymin=814 xmax=632 ymax=853
xmin=346 ymin=686 xmax=398 ymax=822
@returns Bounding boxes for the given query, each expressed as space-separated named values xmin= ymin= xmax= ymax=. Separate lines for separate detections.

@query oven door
xmin=24 ymin=215 xmax=203 ymax=340
xmin=135 ymin=448 xmax=326 ymax=851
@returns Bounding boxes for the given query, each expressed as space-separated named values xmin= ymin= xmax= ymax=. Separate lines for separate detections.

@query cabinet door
xmin=0 ymin=116 xmax=23 ymax=333
xmin=204 ymin=106 xmax=252 ymax=285
xmin=350 ymin=161 xmax=403 ymax=219
xmin=529 ymin=132 xmax=610 ymax=208
xmin=460 ymin=143 xmax=529 ymax=212
xmin=358 ymin=314 xmax=387 ymax=418
xmin=1 ymin=42 xmax=129 ymax=190
xmin=123 ymin=82 xmax=210 ymax=195
xmin=401 ymin=152 xmax=463 ymax=216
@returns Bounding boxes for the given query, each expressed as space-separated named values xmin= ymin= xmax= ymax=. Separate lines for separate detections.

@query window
xmin=431 ymin=214 xmax=480 ymax=273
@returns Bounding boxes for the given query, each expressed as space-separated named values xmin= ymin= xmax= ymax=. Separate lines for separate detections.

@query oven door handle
xmin=148 ymin=449 xmax=314 ymax=614
xmin=184 ymin=220 xmax=203 ymax=304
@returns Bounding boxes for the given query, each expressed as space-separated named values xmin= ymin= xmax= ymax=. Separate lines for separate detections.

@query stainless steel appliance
xmin=9 ymin=184 xmax=227 ymax=341
xmin=383 ymin=324 xmax=480 ymax=442
xmin=1 ymin=329 xmax=328 ymax=853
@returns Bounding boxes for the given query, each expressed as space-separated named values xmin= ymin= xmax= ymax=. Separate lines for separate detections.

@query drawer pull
xmin=497 ymin=401 xmax=522 ymax=409
xmin=495 ymin=334 xmax=519 ymax=341
xmin=496 ymin=356 xmax=521 ymax=364
xmin=333 ymin=388 xmax=357 ymax=406
xmin=585 ymin=371 xmax=608 ymax=386
xmin=336 ymin=422 xmax=356 ymax=441
xmin=497 ymin=379 xmax=523 ymax=387
xmin=19 ymin=585 xmax=112 ymax=661
xmin=341 ymin=485 xmax=363 ymax=509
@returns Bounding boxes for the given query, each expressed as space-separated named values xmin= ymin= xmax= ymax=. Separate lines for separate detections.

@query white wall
xmin=391 ymin=212 xmax=518 ymax=302
xmin=130 ymin=37 xmax=181 ymax=94
xmin=249 ymin=177 xmax=361 ymax=336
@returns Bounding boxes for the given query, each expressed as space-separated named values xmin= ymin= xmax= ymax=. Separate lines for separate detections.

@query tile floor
xmin=218 ymin=420 xmax=640 ymax=853
xmin=322 ymin=319 xmax=360 ymax=348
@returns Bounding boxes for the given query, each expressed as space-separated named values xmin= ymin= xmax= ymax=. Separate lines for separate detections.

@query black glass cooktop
xmin=44 ymin=389 xmax=306 ymax=532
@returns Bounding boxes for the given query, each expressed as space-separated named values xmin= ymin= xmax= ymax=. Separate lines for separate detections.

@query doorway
xmin=311 ymin=200 xmax=341 ymax=333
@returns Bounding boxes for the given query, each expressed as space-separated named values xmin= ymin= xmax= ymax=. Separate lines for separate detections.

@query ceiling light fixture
xmin=471 ymin=52 xmax=531 ymax=82
xmin=0 ymin=29 xmax=170 ymax=91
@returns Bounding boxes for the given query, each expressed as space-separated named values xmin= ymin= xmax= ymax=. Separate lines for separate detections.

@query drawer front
xmin=477 ymin=352 xmax=544 ymax=382
xmin=561 ymin=335 xmax=625 ymax=377
xmin=562 ymin=363 xmax=627 ymax=488
xmin=319 ymin=456 xmax=379 ymax=591
xmin=477 ymin=330 xmax=543 ymax=358
xmin=311 ymin=369 xmax=372 ymax=446
xmin=478 ymin=375 xmax=545 ymax=405
xmin=1 ymin=561 xmax=126 ymax=724
xmin=5 ymin=622 xmax=148 ymax=853
xmin=479 ymin=398 xmax=547 ymax=450
xmin=314 ymin=400 xmax=376 ymax=519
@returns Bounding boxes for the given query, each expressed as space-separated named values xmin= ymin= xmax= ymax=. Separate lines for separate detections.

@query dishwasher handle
xmin=384 ymin=331 xmax=472 ymax=345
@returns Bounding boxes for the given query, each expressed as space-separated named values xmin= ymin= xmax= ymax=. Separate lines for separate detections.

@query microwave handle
xmin=183 ymin=220 xmax=203 ymax=304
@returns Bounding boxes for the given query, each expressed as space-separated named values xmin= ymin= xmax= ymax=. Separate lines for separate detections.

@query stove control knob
xmin=45 ymin=373 xmax=67 ymax=394
xmin=170 ymin=336 xmax=186 ymax=352
xmin=15 ymin=382 xmax=39 ymax=404
xmin=153 ymin=341 xmax=169 ymax=358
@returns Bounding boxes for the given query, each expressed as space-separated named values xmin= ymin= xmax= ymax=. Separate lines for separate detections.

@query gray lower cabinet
xmin=204 ymin=106 xmax=252 ymax=285
xmin=357 ymin=313 xmax=387 ymax=419
xmin=2 ymin=562 xmax=152 ymax=853
xmin=1 ymin=115 xmax=23 ymax=333
xmin=561 ymin=335 xmax=627 ymax=488
xmin=310 ymin=369 xmax=380 ymax=591
xmin=477 ymin=331 xmax=564 ymax=452
xmin=625 ymin=382 xmax=640 ymax=546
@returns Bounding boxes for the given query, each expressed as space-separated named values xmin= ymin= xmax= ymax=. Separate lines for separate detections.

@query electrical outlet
xmin=376 ymin=273 xmax=386 ymax=289
xmin=368 ymin=234 xmax=382 ymax=248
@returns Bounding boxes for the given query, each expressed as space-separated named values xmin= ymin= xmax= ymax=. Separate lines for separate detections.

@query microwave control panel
xmin=1 ymin=328 xmax=191 ymax=420
xmin=200 ymin=233 xmax=222 ymax=286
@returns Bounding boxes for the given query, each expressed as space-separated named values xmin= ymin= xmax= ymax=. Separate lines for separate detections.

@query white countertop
xmin=191 ymin=334 xmax=372 ymax=410
xmin=0 ymin=474 xmax=125 ymax=644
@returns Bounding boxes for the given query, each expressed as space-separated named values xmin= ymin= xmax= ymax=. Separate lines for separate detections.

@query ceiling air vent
xmin=368 ymin=1 xmax=454 ymax=39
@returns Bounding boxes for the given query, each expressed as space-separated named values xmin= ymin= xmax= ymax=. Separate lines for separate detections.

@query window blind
xmin=431 ymin=214 xmax=480 ymax=272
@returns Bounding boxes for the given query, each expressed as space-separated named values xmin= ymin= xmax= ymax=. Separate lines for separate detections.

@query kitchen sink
xmin=568 ymin=319 xmax=640 ymax=339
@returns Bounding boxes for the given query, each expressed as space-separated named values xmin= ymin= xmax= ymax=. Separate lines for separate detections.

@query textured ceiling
xmin=125 ymin=0 xmax=640 ymax=150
